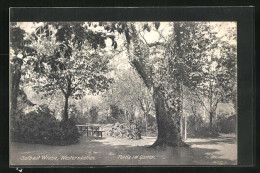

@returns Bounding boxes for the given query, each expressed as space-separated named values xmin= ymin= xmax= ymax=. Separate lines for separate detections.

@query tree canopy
xmin=10 ymin=21 xmax=237 ymax=147
xmin=20 ymin=22 xmax=115 ymax=120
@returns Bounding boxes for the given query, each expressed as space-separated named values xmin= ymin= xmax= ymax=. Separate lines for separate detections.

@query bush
xmin=107 ymin=116 xmax=117 ymax=124
xmin=110 ymin=104 xmax=125 ymax=123
xmin=122 ymin=114 xmax=158 ymax=137
xmin=187 ymin=115 xmax=219 ymax=138
xmin=146 ymin=114 xmax=157 ymax=136
xmin=107 ymin=122 xmax=142 ymax=140
xmin=214 ymin=114 xmax=236 ymax=134
xmin=89 ymin=106 xmax=99 ymax=123
xmin=146 ymin=123 xmax=158 ymax=137
xmin=97 ymin=118 xmax=108 ymax=124
xmin=11 ymin=105 xmax=80 ymax=145
xmin=59 ymin=119 xmax=80 ymax=143
xmin=73 ymin=117 xmax=89 ymax=125
xmin=69 ymin=104 xmax=80 ymax=118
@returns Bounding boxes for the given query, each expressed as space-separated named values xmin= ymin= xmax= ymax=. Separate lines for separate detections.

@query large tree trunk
xmin=180 ymin=114 xmax=183 ymax=137
xmin=63 ymin=75 xmax=72 ymax=121
xmin=184 ymin=115 xmax=187 ymax=139
xmin=151 ymin=88 xmax=187 ymax=147
xmin=209 ymin=81 xmax=213 ymax=133
xmin=10 ymin=63 xmax=21 ymax=115
xmin=125 ymin=23 xmax=186 ymax=147
xmin=180 ymin=82 xmax=184 ymax=137
xmin=144 ymin=113 xmax=148 ymax=135
xmin=209 ymin=111 xmax=213 ymax=133
xmin=64 ymin=95 xmax=69 ymax=121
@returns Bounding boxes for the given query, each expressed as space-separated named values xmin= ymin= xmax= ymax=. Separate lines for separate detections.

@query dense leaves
xmin=21 ymin=22 xmax=115 ymax=120
xmin=10 ymin=24 xmax=38 ymax=114
xmin=11 ymin=105 xmax=80 ymax=145
xmin=103 ymin=68 xmax=154 ymax=123
xmin=89 ymin=106 xmax=99 ymax=123
xmin=99 ymin=22 xmax=236 ymax=145
xmin=110 ymin=104 xmax=125 ymax=123
xmin=10 ymin=22 xmax=237 ymax=147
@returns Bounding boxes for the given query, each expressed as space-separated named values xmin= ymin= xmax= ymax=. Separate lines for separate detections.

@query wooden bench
xmin=92 ymin=130 xmax=105 ymax=138
xmin=76 ymin=124 xmax=104 ymax=137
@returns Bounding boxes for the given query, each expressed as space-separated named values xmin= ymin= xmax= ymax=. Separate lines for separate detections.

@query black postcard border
xmin=8 ymin=7 xmax=255 ymax=168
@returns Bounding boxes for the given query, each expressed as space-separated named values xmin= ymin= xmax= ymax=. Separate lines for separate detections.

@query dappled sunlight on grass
xmin=10 ymin=134 xmax=236 ymax=165
xmin=93 ymin=136 xmax=156 ymax=147
xmin=186 ymin=134 xmax=237 ymax=162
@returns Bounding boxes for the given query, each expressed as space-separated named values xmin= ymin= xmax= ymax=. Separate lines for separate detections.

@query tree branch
xmin=138 ymin=32 xmax=148 ymax=45
xmin=131 ymin=59 xmax=153 ymax=89
xmin=194 ymin=89 xmax=210 ymax=113
xmin=59 ymin=84 xmax=67 ymax=96
xmin=147 ymin=42 xmax=166 ymax=47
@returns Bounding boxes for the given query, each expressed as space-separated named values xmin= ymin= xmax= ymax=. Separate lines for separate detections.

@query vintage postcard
xmin=10 ymin=17 xmax=238 ymax=165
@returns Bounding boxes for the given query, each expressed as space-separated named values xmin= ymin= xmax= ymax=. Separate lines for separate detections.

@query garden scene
xmin=10 ymin=22 xmax=237 ymax=165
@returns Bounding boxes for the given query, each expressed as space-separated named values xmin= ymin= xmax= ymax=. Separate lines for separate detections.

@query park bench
xmin=76 ymin=124 xmax=104 ymax=137
xmin=92 ymin=130 xmax=105 ymax=138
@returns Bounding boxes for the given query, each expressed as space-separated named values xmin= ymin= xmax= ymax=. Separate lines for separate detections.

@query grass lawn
xmin=10 ymin=133 xmax=237 ymax=166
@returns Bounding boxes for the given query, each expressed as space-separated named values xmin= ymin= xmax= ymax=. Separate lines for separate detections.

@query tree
xmin=69 ymin=104 xmax=80 ymax=118
xmin=98 ymin=22 xmax=187 ymax=147
xmin=188 ymin=24 xmax=237 ymax=133
xmin=23 ymin=23 xmax=114 ymax=121
xmin=10 ymin=23 xmax=37 ymax=115
xmin=182 ymin=86 xmax=205 ymax=138
xmin=103 ymin=68 xmax=154 ymax=127
xmin=89 ymin=106 xmax=99 ymax=123
xmin=109 ymin=104 xmax=125 ymax=123
xmin=195 ymin=42 xmax=236 ymax=133
xmin=164 ymin=22 xmax=237 ymax=134
xmin=99 ymin=22 xmax=236 ymax=146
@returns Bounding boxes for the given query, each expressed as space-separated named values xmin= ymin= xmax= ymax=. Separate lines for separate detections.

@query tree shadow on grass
xmin=185 ymin=136 xmax=236 ymax=145
xmin=10 ymin=135 xmax=237 ymax=165
xmin=67 ymin=136 xmax=237 ymax=165
xmin=160 ymin=146 xmax=236 ymax=165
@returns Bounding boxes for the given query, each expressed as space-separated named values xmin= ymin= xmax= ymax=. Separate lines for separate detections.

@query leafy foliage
xmin=109 ymin=104 xmax=125 ymax=123
xmin=213 ymin=114 xmax=236 ymax=134
xmin=186 ymin=113 xmax=236 ymax=137
xmin=10 ymin=25 xmax=26 ymax=51
xmin=27 ymin=23 xmax=113 ymax=97
xmin=69 ymin=104 xmax=80 ymax=118
xmin=10 ymin=24 xmax=38 ymax=114
xmin=99 ymin=22 xmax=236 ymax=145
xmin=135 ymin=114 xmax=157 ymax=137
xmin=107 ymin=122 xmax=142 ymax=140
xmin=89 ymin=106 xmax=99 ymax=123
xmin=103 ymin=68 xmax=154 ymax=124
xmin=186 ymin=115 xmax=219 ymax=138
xmin=10 ymin=22 xmax=237 ymax=146
xmin=11 ymin=105 xmax=80 ymax=145
xmin=21 ymin=22 xmax=115 ymax=120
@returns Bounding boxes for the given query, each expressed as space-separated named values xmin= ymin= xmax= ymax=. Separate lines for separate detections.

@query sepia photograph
xmin=10 ymin=21 xmax=237 ymax=166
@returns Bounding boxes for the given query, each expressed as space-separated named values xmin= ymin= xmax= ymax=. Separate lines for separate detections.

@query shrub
xmin=110 ymin=104 xmax=125 ymax=123
xmin=89 ymin=106 xmax=99 ymax=123
xmin=146 ymin=123 xmax=158 ymax=137
xmin=97 ymin=118 xmax=108 ymax=124
xmin=127 ymin=114 xmax=157 ymax=137
xmin=107 ymin=122 xmax=142 ymax=140
xmin=214 ymin=114 xmax=236 ymax=134
xmin=59 ymin=118 xmax=80 ymax=143
xmin=145 ymin=114 xmax=157 ymax=136
xmin=69 ymin=104 xmax=80 ymax=118
xmin=107 ymin=116 xmax=117 ymax=124
xmin=11 ymin=105 xmax=80 ymax=145
xmin=186 ymin=115 xmax=219 ymax=138
xmin=146 ymin=114 xmax=156 ymax=127
xmin=73 ymin=117 xmax=89 ymax=125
